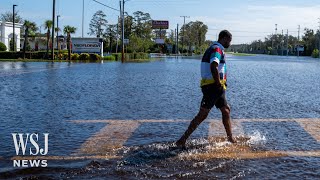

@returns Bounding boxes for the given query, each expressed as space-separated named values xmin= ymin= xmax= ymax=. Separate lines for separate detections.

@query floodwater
xmin=0 ymin=55 xmax=319 ymax=179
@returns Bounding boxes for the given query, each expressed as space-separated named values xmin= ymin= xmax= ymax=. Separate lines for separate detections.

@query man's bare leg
xmin=220 ymin=105 xmax=236 ymax=143
xmin=175 ymin=107 xmax=210 ymax=147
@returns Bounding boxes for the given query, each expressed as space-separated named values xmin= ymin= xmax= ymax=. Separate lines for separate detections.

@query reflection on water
xmin=0 ymin=55 xmax=319 ymax=179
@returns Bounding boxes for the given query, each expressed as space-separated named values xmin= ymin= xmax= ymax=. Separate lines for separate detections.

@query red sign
xmin=152 ymin=20 xmax=169 ymax=29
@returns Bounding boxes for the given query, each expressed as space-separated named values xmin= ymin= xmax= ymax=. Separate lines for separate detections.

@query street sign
xmin=124 ymin=39 xmax=129 ymax=45
xmin=155 ymin=39 xmax=165 ymax=44
xmin=72 ymin=38 xmax=103 ymax=55
xmin=152 ymin=20 xmax=169 ymax=29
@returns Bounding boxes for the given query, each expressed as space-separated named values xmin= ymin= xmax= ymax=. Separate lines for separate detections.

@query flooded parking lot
xmin=0 ymin=55 xmax=319 ymax=179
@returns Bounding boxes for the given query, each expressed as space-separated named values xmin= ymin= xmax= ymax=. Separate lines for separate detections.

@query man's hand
xmin=210 ymin=62 xmax=221 ymax=87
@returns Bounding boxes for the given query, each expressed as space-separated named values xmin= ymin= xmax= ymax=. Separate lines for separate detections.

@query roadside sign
xmin=124 ymin=39 xmax=129 ymax=45
xmin=152 ymin=20 xmax=169 ymax=29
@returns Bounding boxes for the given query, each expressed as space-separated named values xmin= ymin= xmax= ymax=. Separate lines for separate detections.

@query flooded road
xmin=0 ymin=55 xmax=319 ymax=179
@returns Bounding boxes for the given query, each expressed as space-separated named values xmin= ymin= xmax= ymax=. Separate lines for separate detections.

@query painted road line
xmin=209 ymin=120 xmax=244 ymax=137
xmin=179 ymin=150 xmax=320 ymax=160
xmin=209 ymin=121 xmax=225 ymax=137
xmin=70 ymin=119 xmax=189 ymax=123
xmin=9 ymin=150 xmax=320 ymax=161
xmin=11 ymin=155 xmax=120 ymax=161
xmin=70 ymin=118 xmax=320 ymax=124
xmin=296 ymin=119 xmax=320 ymax=142
xmin=75 ymin=121 xmax=140 ymax=155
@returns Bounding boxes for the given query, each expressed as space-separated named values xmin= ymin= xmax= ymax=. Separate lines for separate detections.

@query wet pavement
xmin=0 ymin=55 xmax=319 ymax=179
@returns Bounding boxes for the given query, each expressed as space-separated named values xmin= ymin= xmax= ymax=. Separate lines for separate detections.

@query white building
xmin=0 ymin=21 xmax=23 ymax=51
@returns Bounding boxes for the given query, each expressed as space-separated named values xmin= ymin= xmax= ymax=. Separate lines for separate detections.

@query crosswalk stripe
xmin=70 ymin=118 xmax=320 ymax=124
xmin=74 ymin=121 xmax=140 ymax=156
xmin=180 ymin=150 xmax=320 ymax=160
xmin=10 ymin=155 xmax=120 ymax=161
xmin=209 ymin=120 xmax=244 ymax=137
xmin=9 ymin=150 xmax=320 ymax=161
xmin=209 ymin=121 xmax=225 ymax=136
xmin=296 ymin=119 xmax=320 ymax=142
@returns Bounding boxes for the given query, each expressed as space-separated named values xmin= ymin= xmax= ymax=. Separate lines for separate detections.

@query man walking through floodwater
xmin=176 ymin=30 xmax=235 ymax=148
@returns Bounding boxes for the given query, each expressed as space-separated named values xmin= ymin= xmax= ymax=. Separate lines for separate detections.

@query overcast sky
xmin=1 ymin=0 xmax=320 ymax=44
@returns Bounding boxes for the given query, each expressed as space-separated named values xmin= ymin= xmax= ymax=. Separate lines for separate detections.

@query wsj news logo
xmin=12 ymin=133 xmax=49 ymax=167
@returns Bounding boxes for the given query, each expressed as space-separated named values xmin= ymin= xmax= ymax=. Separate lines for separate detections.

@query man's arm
xmin=210 ymin=62 xmax=221 ymax=87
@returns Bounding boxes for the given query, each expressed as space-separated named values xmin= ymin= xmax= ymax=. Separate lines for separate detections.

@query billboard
xmin=152 ymin=20 xmax=169 ymax=29
xmin=72 ymin=38 xmax=103 ymax=56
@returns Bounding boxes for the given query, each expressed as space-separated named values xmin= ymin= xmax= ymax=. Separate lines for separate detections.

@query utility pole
xmin=51 ymin=0 xmax=56 ymax=61
xmin=275 ymin=24 xmax=278 ymax=54
xmin=176 ymin=24 xmax=179 ymax=55
xmin=82 ymin=0 xmax=84 ymax=38
xmin=281 ymin=30 xmax=284 ymax=56
xmin=57 ymin=15 xmax=60 ymax=54
xmin=318 ymin=18 xmax=320 ymax=59
xmin=180 ymin=16 xmax=189 ymax=54
xmin=298 ymin=25 xmax=300 ymax=41
xmin=116 ymin=16 xmax=119 ymax=54
xmin=13 ymin=5 xmax=17 ymax=52
xmin=286 ymin=29 xmax=289 ymax=56
xmin=121 ymin=0 xmax=125 ymax=63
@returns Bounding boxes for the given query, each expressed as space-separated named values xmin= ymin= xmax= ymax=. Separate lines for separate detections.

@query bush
xmin=78 ymin=53 xmax=90 ymax=60
xmin=71 ymin=53 xmax=79 ymax=60
xmin=0 ymin=42 xmax=7 ymax=51
xmin=62 ymin=53 xmax=69 ymax=60
xmin=103 ymin=55 xmax=116 ymax=61
xmin=89 ymin=54 xmax=102 ymax=61
xmin=311 ymin=49 xmax=319 ymax=58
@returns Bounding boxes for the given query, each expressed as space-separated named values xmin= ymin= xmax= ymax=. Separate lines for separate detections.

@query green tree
xmin=63 ymin=25 xmax=77 ymax=60
xmin=22 ymin=20 xmax=37 ymax=59
xmin=179 ymin=21 xmax=208 ymax=53
xmin=104 ymin=24 xmax=118 ymax=53
xmin=0 ymin=11 xmax=23 ymax=23
xmin=44 ymin=20 xmax=53 ymax=58
xmin=88 ymin=10 xmax=108 ymax=38
xmin=132 ymin=11 xmax=152 ymax=39
xmin=302 ymin=28 xmax=318 ymax=56
xmin=0 ymin=42 xmax=7 ymax=51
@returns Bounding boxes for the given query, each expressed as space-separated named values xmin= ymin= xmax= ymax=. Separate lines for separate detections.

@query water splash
xmin=246 ymin=131 xmax=267 ymax=145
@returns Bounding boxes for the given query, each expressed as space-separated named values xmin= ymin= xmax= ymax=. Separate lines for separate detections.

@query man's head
xmin=218 ymin=30 xmax=232 ymax=48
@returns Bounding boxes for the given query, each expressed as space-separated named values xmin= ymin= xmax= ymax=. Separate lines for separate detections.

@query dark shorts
xmin=200 ymin=84 xmax=228 ymax=110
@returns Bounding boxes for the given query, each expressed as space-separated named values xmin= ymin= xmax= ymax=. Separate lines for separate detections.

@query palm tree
xmin=44 ymin=20 xmax=53 ymax=59
xmin=63 ymin=25 xmax=76 ymax=60
xmin=23 ymin=20 xmax=37 ymax=59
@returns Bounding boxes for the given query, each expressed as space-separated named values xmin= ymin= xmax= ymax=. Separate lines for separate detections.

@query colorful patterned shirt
xmin=200 ymin=42 xmax=227 ymax=89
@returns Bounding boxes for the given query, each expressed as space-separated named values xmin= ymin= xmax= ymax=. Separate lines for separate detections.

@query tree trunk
xmin=23 ymin=28 xmax=28 ymax=59
xmin=68 ymin=33 xmax=71 ymax=61
xmin=46 ymin=30 xmax=50 ymax=59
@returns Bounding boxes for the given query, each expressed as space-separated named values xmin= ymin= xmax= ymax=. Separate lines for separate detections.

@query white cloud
xmin=191 ymin=5 xmax=320 ymax=44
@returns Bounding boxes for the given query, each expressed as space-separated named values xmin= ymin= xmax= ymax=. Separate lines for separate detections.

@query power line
xmin=92 ymin=0 xmax=120 ymax=12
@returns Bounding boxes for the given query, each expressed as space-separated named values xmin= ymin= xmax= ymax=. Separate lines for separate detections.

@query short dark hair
xmin=218 ymin=30 xmax=232 ymax=41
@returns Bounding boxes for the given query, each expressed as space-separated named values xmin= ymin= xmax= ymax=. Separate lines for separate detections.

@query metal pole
xmin=286 ymin=29 xmax=289 ymax=56
xmin=180 ymin=16 xmax=189 ymax=54
xmin=281 ymin=30 xmax=283 ymax=56
xmin=116 ymin=16 xmax=119 ymax=54
xmin=318 ymin=18 xmax=320 ymax=59
xmin=297 ymin=25 xmax=300 ymax=57
xmin=51 ymin=0 xmax=56 ymax=61
xmin=13 ymin=5 xmax=17 ymax=52
xmin=56 ymin=15 xmax=59 ymax=51
xmin=121 ymin=0 xmax=125 ymax=63
xmin=176 ymin=24 xmax=179 ymax=55
xmin=82 ymin=0 xmax=84 ymax=38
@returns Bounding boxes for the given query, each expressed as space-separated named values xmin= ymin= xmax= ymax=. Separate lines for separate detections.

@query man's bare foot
xmin=228 ymin=137 xmax=237 ymax=143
